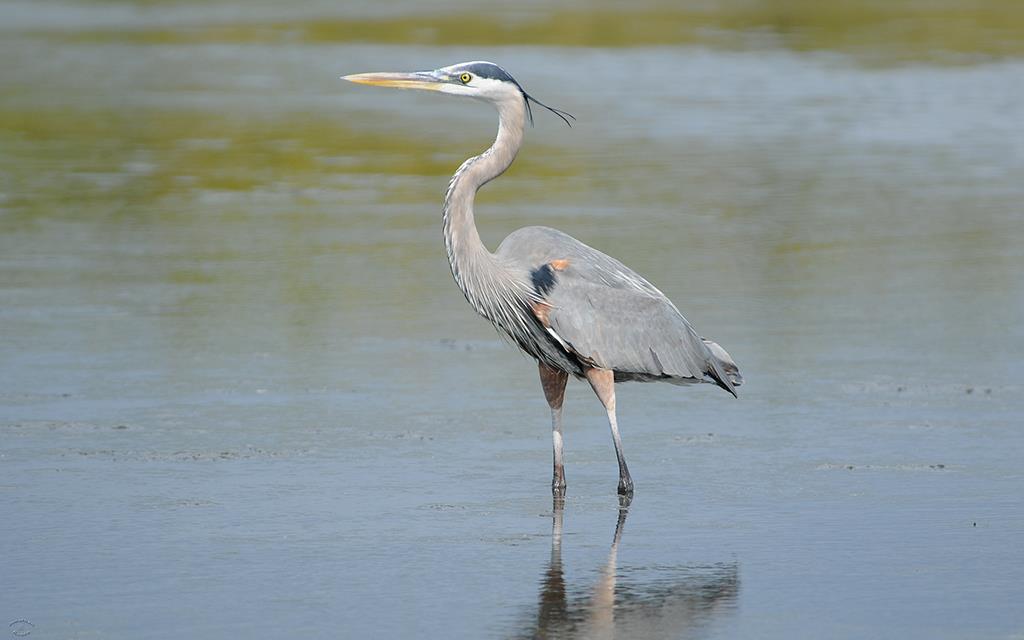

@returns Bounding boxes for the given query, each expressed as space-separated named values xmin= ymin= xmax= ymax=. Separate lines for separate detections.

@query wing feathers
xmin=496 ymin=226 xmax=741 ymax=395
xmin=546 ymin=280 xmax=719 ymax=385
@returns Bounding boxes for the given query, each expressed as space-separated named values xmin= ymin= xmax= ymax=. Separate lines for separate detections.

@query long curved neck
xmin=443 ymin=95 xmax=528 ymax=315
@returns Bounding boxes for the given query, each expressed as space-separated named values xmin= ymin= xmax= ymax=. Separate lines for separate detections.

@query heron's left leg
xmin=539 ymin=363 xmax=569 ymax=497
xmin=584 ymin=367 xmax=633 ymax=496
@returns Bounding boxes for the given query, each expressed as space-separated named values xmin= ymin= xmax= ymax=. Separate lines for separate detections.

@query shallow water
xmin=2 ymin=1 xmax=1024 ymax=638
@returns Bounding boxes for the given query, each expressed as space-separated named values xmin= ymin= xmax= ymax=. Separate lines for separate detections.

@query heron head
xmin=342 ymin=60 xmax=573 ymax=126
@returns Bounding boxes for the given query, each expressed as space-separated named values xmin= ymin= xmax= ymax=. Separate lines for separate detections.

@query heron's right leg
xmin=539 ymin=363 xmax=569 ymax=497
xmin=584 ymin=367 xmax=634 ymax=497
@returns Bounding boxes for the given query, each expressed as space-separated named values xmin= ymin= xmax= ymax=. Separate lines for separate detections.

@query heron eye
xmin=459 ymin=73 xmax=472 ymax=84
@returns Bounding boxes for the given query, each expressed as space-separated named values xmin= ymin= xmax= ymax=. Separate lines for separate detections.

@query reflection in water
xmin=519 ymin=501 xmax=738 ymax=640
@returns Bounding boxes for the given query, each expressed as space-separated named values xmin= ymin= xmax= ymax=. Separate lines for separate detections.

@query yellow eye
xmin=459 ymin=73 xmax=472 ymax=84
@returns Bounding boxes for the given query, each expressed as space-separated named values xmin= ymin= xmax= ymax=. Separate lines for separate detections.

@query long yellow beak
xmin=341 ymin=71 xmax=445 ymax=91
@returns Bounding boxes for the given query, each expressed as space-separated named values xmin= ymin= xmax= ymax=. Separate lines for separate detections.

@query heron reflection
xmin=520 ymin=501 xmax=738 ymax=639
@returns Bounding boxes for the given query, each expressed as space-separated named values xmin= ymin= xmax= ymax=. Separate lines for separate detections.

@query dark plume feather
xmin=523 ymin=91 xmax=575 ymax=128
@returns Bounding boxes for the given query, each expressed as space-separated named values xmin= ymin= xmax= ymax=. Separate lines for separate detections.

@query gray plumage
xmin=343 ymin=60 xmax=741 ymax=498
xmin=495 ymin=225 xmax=741 ymax=393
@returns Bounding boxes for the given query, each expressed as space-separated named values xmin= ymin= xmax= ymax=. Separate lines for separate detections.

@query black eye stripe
xmin=458 ymin=62 xmax=515 ymax=83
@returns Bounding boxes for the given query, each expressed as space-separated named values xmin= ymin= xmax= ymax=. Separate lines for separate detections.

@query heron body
xmin=344 ymin=61 xmax=741 ymax=498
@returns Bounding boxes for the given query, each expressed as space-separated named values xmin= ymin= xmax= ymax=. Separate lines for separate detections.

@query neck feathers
xmin=442 ymin=96 xmax=530 ymax=317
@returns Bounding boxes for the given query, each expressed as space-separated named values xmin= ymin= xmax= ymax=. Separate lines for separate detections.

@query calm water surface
xmin=2 ymin=1 xmax=1023 ymax=638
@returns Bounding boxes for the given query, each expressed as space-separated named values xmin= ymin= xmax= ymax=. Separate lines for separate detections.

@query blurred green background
xmin=3 ymin=0 xmax=1022 ymax=380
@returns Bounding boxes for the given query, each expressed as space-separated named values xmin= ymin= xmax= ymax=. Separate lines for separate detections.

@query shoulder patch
xmin=530 ymin=263 xmax=557 ymax=296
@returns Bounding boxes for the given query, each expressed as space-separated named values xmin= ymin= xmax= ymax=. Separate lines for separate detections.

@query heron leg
xmin=584 ymin=367 xmax=634 ymax=496
xmin=539 ymin=363 xmax=569 ymax=497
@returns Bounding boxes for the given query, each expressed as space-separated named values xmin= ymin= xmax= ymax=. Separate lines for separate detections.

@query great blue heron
xmin=343 ymin=61 xmax=742 ymax=498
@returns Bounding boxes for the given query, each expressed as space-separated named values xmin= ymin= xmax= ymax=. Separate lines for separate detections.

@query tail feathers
xmin=702 ymin=338 xmax=743 ymax=390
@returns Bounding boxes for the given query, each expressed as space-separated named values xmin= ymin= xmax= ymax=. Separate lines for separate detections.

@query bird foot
xmin=552 ymin=465 xmax=566 ymax=497
xmin=617 ymin=478 xmax=634 ymax=497
xmin=552 ymin=479 xmax=567 ymax=499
